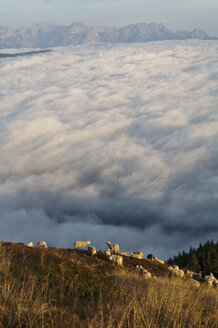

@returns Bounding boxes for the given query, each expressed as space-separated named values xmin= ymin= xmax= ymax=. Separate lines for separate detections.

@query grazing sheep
xmin=108 ymin=254 xmax=123 ymax=266
xmin=97 ymin=249 xmax=111 ymax=261
xmin=154 ymin=258 xmax=165 ymax=264
xmin=106 ymin=249 xmax=111 ymax=257
xmin=26 ymin=242 xmax=33 ymax=247
xmin=147 ymin=254 xmax=155 ymax=260
xmin=185 ymin=270 xmax=193 ymax=278
xmin=119 ymin=252 xmax=129 ymax=256
xmin=144 ymin=272 xmax=152 ymax=280
xmin=213 ymin=281 xmax=218 ymax=288
xmin=178 ymin=269 xmax=185 ymax=278
xmin=74 ymin=241 xmax=91 ymax=249
xmin=132 ymin=251 xmax=143 ymax=257
xmin=88 ymin=246 xmax=97 ymax=256
xmin=136 ymin=265 xmax=140 ymax=272
xmin=204 ymin=273 xmax=217 ymax=287
xmin=171 ymin=268 xmax=180 ymax=277
xmin=136 ymin=265 xmax=152 ymax=279
xmin=37 ymin=241 xmax=47 ymax=248
xmin=131 ymin=252 xmax=143 ymax=259
xmin=136 ymin=265 xmax=147 ymax=274
xmin=169 ymin=266 xmax=184 ymax=278
xmin=193 ymin=272 xmax=202 ymax=280
xmin=106 ymin=241 xmax=119 ymax=254
xmin=206 ymin=279 xmax=213 ymax=287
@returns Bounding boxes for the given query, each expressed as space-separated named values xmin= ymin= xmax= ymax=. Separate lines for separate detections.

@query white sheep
xmin=108 ymin=254 xmax=123 ymax=266
xmin=185 ymin=270 xmax=193 ymax=278
xmin=131 ymin=252 xmax=143 ymax=259
xmin=132 ymin=251 xmax=143 ymax=257
xmin=168 ymin=266 xmax=174 ymax=271
xmin=178 ymin=269 xmax=185 ymax=278
xmin=74 ymin=241 xmax=91 ymax=249
xmin=136 ymin=265 xmax=152 ymax=279
xmin=204 ymin=273 xmax=217 ymax=287
xmin=154 ymin=258 xmax=165 ymax=264
xmin=119 ymin=252 xmax=129 ymax=256
xmin=106 ymin=249 xmax=111 ymax=257
xmin=26 ymin=242 xmax=33 ymax=247
xmin=106 ymin=241 xmax=119 ymax=254
xmin=37 ymin=241 xmax=47 ymax=248
xmin=88 ymin=246 xmax=97 ymax=256
xmin=144 ymin=272 xmax=152 ymax=280
xmin=170 ymin=266 xmax=184 ymax=278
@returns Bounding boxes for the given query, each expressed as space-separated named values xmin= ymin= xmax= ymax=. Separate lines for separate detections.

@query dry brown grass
xmin=0 ymin=242 xmax=217 ymax=328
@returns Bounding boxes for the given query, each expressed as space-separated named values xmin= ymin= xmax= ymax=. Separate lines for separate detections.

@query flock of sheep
xmin=26 ymin=240 xmax=218 ymax=288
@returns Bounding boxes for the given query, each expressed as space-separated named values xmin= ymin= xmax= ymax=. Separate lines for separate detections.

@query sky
xmin=0 ymin=0 xmax=218 ymax=36
xmin=0 ymin=41 xmax=218 ymax=259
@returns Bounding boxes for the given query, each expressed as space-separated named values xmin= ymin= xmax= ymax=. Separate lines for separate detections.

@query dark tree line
xmin=167 ymin=240 xmax=218 ymax=278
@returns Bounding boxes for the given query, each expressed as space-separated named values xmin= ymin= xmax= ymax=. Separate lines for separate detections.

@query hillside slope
xmin=0 ymin=241 xmax=217 ymax=327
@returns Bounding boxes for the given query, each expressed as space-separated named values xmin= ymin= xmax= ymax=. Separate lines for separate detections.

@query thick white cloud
xmin=0 ymin=40 xmax=218 ymax=259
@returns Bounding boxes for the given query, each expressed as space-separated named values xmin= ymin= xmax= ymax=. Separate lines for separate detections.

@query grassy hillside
xmin=0 ymin=241 xmax=217 ymax=328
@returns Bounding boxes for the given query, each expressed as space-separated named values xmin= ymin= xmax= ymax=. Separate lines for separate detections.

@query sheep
xmin=172 ymin=269 xmax=180 ymax=277
xmin=206 ymin=279 xmax=213 ymax=287
xmin=106 ymin=249 xmax=111 ymax=257
xmin=185 ymin=270 xmax=193 ymax=278
xmin=131 ymin=252 xmax=143 ymax=259
xmin=147 ymin=254 xmax=155 ymax=260
xmin=178 ymin=269 xmax=185 ymax=278
xmin=204 ymin=273 xmax=217 ymax=287
xmin=108 ymin=254 xmax=123 ymax=266
xmin=144 ymin=272 xmax=152 ymax=280
xmin=193 ymin=272 xmax=202 ymax=280
xmin=26 ymin=242 xmax=33 ymax=247
xmin=106 ymin=241 xmax=119 ymax=254
xmin=136 ymin=265 xmax=147 ymax=274
xmin=213 ymin=280 xmax=218 ymax=288
xmin=132 ymin=251 xmax=143 ymax=257
xmin=74 ymin=241 xmax=91 ymax=249
xmin=169 ymin=266 xmax=184 ymax=278
xmin=119 ymin=252 xmax=129 ymax=256
xmin=37 ymin=241 xmax=47 ymax=248
xmin=154 ymin=258 xmax=165 ymax=264
xmin=136 ymin=265 xmax=152 ymax=279
xmin=168 ymin=266 xmax=174 ymax=271
xmin=88 ymin=246 xmax=97 ymax=256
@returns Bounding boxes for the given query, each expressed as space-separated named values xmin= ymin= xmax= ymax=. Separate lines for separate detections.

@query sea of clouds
xmin=0 ymin=40 xmax=218 ymax=259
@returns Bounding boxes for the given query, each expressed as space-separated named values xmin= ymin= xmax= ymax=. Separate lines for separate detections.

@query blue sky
xmin=0 ymin=0 xmax=217 ymax=35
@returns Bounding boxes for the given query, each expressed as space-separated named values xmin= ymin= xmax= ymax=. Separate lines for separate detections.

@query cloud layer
xmin=1 ymin=40 xmax=218 ymax=259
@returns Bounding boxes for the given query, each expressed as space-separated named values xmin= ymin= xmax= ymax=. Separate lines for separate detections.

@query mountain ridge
xmin=0 ymin=21 xmax=217 ymax=49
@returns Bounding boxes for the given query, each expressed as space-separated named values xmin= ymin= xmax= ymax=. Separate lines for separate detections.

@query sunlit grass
xmin=0 ymin=243 xmax=217 ymax=327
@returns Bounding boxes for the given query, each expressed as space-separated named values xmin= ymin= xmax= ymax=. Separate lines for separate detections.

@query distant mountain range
xmin=0 ymin=22 xmax=217 ymax=49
